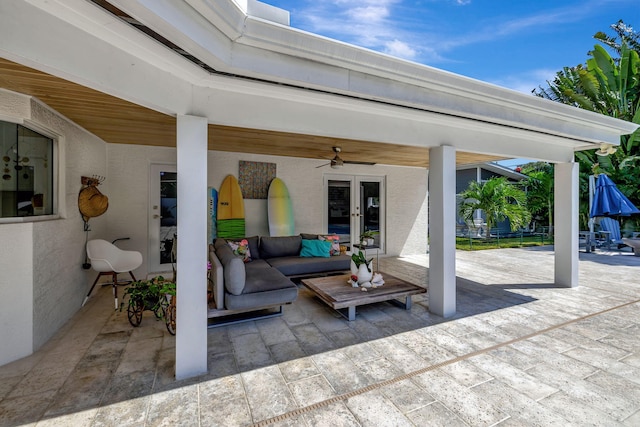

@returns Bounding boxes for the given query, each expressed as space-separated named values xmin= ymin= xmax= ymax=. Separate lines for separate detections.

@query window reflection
xmin=1 ymin=122 xmax=53 ymax=218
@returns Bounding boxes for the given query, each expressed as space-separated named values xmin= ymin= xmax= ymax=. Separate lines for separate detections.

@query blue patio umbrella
xmin=589 ymin=174 xmax=640 ymax=218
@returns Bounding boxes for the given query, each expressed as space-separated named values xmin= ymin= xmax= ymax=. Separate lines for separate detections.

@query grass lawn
xmin=456 ymin=235 xmax=553 ymax=251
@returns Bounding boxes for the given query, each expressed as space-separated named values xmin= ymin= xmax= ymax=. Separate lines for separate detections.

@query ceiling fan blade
xmin=315 ymin=162 xmax=331 ymax=168
xmin=344 ymin=160 xmax=376 ymax=166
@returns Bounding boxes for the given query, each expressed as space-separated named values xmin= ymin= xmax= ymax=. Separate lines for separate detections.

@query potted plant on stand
xmin=121 ymin=275 xmax=176 ymax=334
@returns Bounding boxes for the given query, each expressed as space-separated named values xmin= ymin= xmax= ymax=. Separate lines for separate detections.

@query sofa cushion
xmin=213 ymin=237 xmax=228 ymax=251
xmin=300 ymin=239 xmax=331 ymax=258
xmin=300 ymin=233 xmax=319 ymax=240
xmin=259 ymin=235 xmax=302 ymax=258
xmin=209 ymin=248 xmax=225 ymax=310
xmin=266 ymin=254 xmax=351 ymax=276
xmin=227 ymin=239 xmax=252 ymax=262
xmin=232 ymin=236 xmax=260 ymax=260
xmin=244 ymin=259 xmax=272 ymax=271
xmin=319 ymin=234 xmax=341 ymax=256
xmin=225 ymin=267 xmax=297 ymax=310
xmin=215 ymin=243 xmax=246 ymax=295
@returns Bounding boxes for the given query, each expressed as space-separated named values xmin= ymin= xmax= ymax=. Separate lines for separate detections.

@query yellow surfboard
xmin=217 ymin=175 xmax=245 ymax=238
xmin=268 ymin=178 xmax=295 ymax=236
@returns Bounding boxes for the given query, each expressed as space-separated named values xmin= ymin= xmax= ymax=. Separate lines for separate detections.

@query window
xmin=1 ymin=121 xmax=54 ymax=218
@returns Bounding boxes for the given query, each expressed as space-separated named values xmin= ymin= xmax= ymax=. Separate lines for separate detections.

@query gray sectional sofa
xmin=209 ymin=234 xmax=351 ymax=318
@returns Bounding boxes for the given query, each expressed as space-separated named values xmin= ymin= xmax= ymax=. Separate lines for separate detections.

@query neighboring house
xmin=456 ymin=162 xmax=528 ymax=236
xmin=0 ymin=0 xmax=637 ymax=378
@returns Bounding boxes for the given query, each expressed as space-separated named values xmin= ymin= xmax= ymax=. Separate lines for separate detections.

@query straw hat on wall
xmin=78 ymin=176 xmax=108 ymax=222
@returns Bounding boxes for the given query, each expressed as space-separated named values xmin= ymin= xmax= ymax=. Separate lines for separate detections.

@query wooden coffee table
xmin=301 ymin=272 xmax=426 ymax=321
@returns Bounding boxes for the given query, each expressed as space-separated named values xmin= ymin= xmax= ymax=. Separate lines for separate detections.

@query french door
xmin=149 ymin=163 xmax=177 ymax=273
xmin=324 ymin=174 xmax=385 ymax=252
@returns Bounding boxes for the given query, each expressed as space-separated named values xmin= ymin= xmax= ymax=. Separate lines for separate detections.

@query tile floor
xmin=1 ymin=247 xmax=639 ymax=426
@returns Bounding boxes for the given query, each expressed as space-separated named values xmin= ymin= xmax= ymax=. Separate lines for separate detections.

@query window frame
xmin=0 ymin=117 xmax=62 ymax=224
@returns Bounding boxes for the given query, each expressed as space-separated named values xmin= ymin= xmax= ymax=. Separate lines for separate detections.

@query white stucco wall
xmin=0 ymin=90 xmax=108 ymax=365
xmin=106 ymin=144 xmax=428 ymax=278
xmin=106 ymin=144 xmax=177 ymax=277
xmin=0 ymin=223 xmax=33 ymax=365
xmin=207 ymin=151 xmax=428 ymax=256
xmin=30 ymin=99 xmax=108 ymax=349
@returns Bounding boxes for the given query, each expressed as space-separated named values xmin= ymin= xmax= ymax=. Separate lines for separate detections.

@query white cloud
xmin=295 ymin=0 xmax=415 ymax=59
xmin=384 ymin=39 xmax=417 ymax=60
xmin=488 ymin=69 xmax=558 ymax=94
xmin=347 ymin=5 xmax=390 ymax=23
xmin=285 ymin=0 xmax=613 ymax=70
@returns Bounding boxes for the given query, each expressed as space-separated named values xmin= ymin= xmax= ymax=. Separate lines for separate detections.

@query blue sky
xmin=260 ymin=0 xmax=638 ymax=94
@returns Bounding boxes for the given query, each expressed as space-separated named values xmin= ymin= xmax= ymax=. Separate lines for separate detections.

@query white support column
xmin=554 ymin=162 xmax=579 ymax=287
xmin=428 ymin=145 xmax=457 ymax=317
xmin=176 ymin=115 xmax=208 ymax=379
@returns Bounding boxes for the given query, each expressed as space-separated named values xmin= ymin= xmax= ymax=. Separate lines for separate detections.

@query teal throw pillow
xmin=300 ymin=239 xmax=331 ymax=258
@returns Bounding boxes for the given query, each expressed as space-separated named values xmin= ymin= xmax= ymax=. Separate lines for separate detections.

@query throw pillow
xmin=319 ymin=234 xmax=340 ymax=256
xmin=300 ymin=239 xmax=331 ymax=258
xmin=228 ymin=239 xmax=252 ymax=262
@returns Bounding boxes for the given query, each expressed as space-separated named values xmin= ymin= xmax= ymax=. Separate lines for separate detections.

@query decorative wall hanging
xmin=78 ymin=175 xmax=109 ymax=230
xmin=238 ymin=161 xmax=276 ymax=199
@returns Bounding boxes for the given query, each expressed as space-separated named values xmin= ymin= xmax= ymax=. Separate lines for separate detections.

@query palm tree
xmin=458 ymin=177 xmax=531 ymax=237
xmin=521 ymin=163 xmax=554 ymax=232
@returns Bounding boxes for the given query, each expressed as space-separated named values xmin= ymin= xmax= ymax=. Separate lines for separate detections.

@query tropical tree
xmin=521 ymin=162 xmax=554 ymax=232
xmin=534 ymin=21 xmax=640 ymax=230
xmin=458 ymin=177 xmax=531 ymax=237
xmin=594 ymin=20 xmax=640 ymax=55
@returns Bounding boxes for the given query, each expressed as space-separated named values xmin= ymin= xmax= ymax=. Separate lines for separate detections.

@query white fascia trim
xmin=237 ymin=16 xmax=638 ymax=138
xmin=11 ymin=0 xmax=637 ymax=149
xmin=6 ymin=0 xmax=197 ymax=116
xmin=458 ymin=162 xmax=528 ymax=180
xmin=198 ymin=71 xmax=620 ymax=150
xmin=23 ymin=0 xmax=209 ymax=84
xmin=122 ymin=0 xmax=637 ymax=143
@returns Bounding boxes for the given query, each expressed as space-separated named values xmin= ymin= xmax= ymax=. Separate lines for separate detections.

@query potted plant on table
xmin=359 ymin=230 xmax=378 ymax=246
xmin=350 ymin=249 xmax=374 ymax=286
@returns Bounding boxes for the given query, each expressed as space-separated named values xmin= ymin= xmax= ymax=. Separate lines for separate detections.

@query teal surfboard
xmin=268 ymin=178 xmax=295 ymax=236
xmin=208 ymin=187 xmax=218 ymax=244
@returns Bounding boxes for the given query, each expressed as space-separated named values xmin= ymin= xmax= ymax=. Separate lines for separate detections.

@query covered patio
xmin=1 ymin=248 xmax=639 ymax=426
xmin=0 ymin=0 xmax=638 ymax=381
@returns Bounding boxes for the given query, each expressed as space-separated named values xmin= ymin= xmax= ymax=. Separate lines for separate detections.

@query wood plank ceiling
xmin=0 ymin=58 xmax=504 ymax=167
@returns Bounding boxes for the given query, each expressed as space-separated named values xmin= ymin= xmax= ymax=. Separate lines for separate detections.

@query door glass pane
xmin=360 ymin=181 xmax=380 ymax=246
xmin=328 ymin=180 xmax=351 ymax=246
xmin=160 ymin=171 xmax=177 ymax=265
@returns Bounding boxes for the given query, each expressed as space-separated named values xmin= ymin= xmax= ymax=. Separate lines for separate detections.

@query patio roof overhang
xmin=2 ymin=0 xmax=639 ymax=380
xmin=1 ymin=0 xmax=636 ymax=167
xmin=0 ymin=58 xmax=501 ymax=168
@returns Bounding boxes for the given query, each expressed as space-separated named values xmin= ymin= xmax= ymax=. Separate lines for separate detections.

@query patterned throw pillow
xmin=227 ymin=239 xmax=252 ymax=263
xmin=319 ymin=234 xmax=340 ymax=256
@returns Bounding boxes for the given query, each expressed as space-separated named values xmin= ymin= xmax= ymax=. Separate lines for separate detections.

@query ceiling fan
xmin=316 ymin=147 xmax=344 ymax=169
xmin=315 ymin=146 xmax=376 ymax=169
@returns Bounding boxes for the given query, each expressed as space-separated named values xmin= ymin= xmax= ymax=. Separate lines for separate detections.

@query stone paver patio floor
xmin=1 ymin=246 xmax=639 ymax=426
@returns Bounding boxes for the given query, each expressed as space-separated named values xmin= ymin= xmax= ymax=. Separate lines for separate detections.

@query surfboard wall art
xmin=268 ymin=177 xmax=295 ymax=236
xmin=207 ymin=187 xmax=218 ymax=244
xmin=217 ymin=175 xmax=246 ymax=238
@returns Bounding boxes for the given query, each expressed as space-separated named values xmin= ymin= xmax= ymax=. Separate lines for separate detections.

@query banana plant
xmin=536 ymin=35 xmax=640 ymax=229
